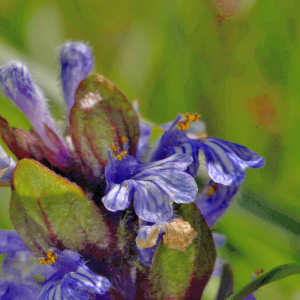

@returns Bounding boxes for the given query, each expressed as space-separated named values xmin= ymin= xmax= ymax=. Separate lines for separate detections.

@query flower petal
xmin=132 ymin=180 xmax=174 ymax=222
xmin=0 ymin=278 xmax=42 ymax=300
xmin=0 ymin=230 xmax=28 ymax=254
xmin=199 ymin=137 xmax=265 ymax=186
xmin=213 ymin=233 xmax=226 ymax=248
xmin=132 ymin=163 xmax=197 ymax=222
xmin=38 ymin=249 xmax=110 ymax=300
xmin=172 ymin=142 xmax=200 ymax=177
xmin=195 ymin=181 xmax=239 ymax=227
xmin=0 ymin=145 xmax=16 ymax=186
xmin=102 ymin=181 xmax=135 ymax=212
xmin=135 ymin=122 xmax=152 ymax=162
xmin=135 ymin=153 xmax=194 ymax=174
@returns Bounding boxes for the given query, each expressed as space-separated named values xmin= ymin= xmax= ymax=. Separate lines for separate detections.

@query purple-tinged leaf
xmin=69 ymin=74 xmax=139 ymax=181
xmin=0 ymin=115 xmax=44 ymax=161
xmin=10 ymin=159 xmax=109 ymax=259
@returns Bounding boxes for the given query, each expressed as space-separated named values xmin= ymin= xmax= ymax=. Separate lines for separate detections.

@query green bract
xmin=70 ymin=73 xmax=139 ymax=181
xmin=10 ymin=159 xmax=109 ymax=257
xmin=142 ymin=203 xmax=216 ymax=299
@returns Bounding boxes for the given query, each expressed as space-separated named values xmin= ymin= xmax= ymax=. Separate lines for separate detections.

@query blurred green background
xmin=0 ymin=0 xmax=299 ymax=299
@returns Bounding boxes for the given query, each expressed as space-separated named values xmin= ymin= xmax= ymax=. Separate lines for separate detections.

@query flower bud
xmin=0 ymin=61 xmax=61 ymax=151
xmin=60 ymin=42 xmax=93 ymax=115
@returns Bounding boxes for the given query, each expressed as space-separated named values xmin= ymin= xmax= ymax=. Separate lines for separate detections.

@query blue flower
xmin=60 ymin=42 xmax=93 ymax=116
xmin=0 ymin=230 xmax=110 ymax=300
xmin=195 ymin=180 xmax=239 ymax=227
xmin=0 ymin=40 xmax=267 ymax=299
xmin=38 ymin=249 xmax=110 ymax=300
xmin=103 ymin=141 xmax=198 ymax=222
xmin=150 ymin=114 xmax=265 ymax=185
xmin=0 ymin=144 xmax=16 ymax=186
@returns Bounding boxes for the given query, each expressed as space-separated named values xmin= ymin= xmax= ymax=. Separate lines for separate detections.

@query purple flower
xmin=0 ymin=144 xmax=16 ymax=186
xmin=0 ymin=230 xmax=110 ymax=300
xmin=103 ymin=142 xmax=198 ymax=222
xmin=0 ymin=61 xmax=66 ymax=153
xmin=150 ymin=115 xmax=265 ymax=185
xmin=0 ymin=41 xmax=267 ymax=299
xmin=38 ymin=249 xmax=110 ymax=300
xmin=60 ymin=42 xmax=93 ymax=115
xmin=195 ymin=180 xmax=239 ymax=227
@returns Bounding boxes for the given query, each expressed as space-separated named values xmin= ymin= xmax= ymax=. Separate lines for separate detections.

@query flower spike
xmin=0 ymin=61 xmax=63 ymax=152
xmin=60 ymin=42 xmax=93 ymax=115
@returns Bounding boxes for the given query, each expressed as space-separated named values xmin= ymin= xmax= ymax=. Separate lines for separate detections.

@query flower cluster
xmin=0 ymin=42 xmax=264 ymax=299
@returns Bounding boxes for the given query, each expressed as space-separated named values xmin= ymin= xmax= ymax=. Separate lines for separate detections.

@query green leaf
xmin=215 ymin=264 xmax=234 ymax=300
xmin=70 ymin=73 xmax=139 ymax=181
xmin=10 ymin=158 xmax=109 ymax=258
xmin=145 ymin=203 xmax=216 ymax=299
xmin=227 ymin=263 xmax=300 ymax=300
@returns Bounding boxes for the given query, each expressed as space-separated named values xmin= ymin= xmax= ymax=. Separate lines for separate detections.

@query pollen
xmin=122 ymin=136 xmax=127 ymax=144
xmin=206 ymin=183 xmax=218 ymax=196
xmin=116 ymin=154 xmax=122 ymax=161
xmin=185 ymin=113 xmax=201 ymax=123
xmin=110 ymin=144 xmax=117 ymax=152
xmin=38 ymin=251 xmax=57 ymax=265
xmin=123 ymin=150 xmax=127 ymax=158
xmin=177 ymin=120 xmax=190 ymax=131
xmin=177 ymin=113 xmax=201 ymax=131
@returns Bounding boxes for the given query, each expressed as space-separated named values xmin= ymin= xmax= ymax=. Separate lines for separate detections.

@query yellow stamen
xmin=177 ymin=113 xmax=201 ymax=131
xmin=122 ymin=136 xmax=127 ymax=144
xmin=206 ymin=184 xmax=218 ymax=196
xmin=123 ymin=150 xmax=127 ymax=158
xmin=177 ymin=121 xmax=190 ymax=131
xmin=116 ymin=154 xmax=122 ymax=161
xmin=110 ymin=144 xmax=117 ymax=152
xmin=200 ymin=136 xmax=206 ymax=141
xmin=38 ymin=251 xmax=57 ymax=265
xmin=185 ymin=113 xmax=201 ymax=123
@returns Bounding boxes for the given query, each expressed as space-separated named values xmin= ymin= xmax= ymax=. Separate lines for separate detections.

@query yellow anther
xmin=177 ymin=113 xmax=201 ymax=131
xmin=206 ymin=184 xmax=218 ymax=196
xmin=123 ymin=150 xmax=127 ymax=158
xmin=116 ymin=154 xmax=122 ymax=161
xmin=38 ymin=251 xmax=57 ymax=265
xmin=110 ymin=144 xmax=117 ymax=152
xmin=122 ymin=136 xmax=127 ymax=144
xmin=177 ymin=121 xmax=190 ymax=131
xmin=185 ymin=113 xmax=201 ymax=123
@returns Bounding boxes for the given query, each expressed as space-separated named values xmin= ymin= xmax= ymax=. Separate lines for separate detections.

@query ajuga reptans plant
xmin=0 ymin=42 xmax=265 ymax=300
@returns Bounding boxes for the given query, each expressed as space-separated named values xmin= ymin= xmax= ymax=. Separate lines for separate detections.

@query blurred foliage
xmin=1 ymin=0 xmax=300 ymax=299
